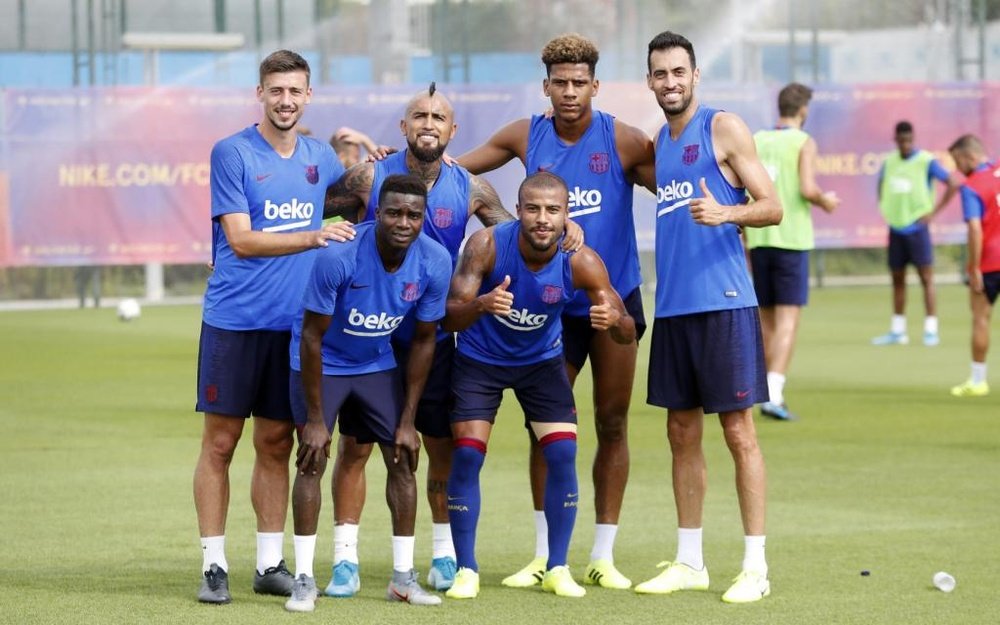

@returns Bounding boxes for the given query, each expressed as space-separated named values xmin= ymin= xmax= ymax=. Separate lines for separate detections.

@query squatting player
xmin=457 ymin=33 xmax=654 ymax=590
xmin=442 ymin=172 xmax=636 ymax=600
xmin=284 ymin=174 xmax=451 ymax=612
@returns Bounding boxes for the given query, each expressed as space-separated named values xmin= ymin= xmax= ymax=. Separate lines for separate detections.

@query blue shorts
xmin=750 ymin=247 xmax=810 ymax=307
xmin=647 ymin=308 xmax=768 ymax=413
xmin=983 ymin=271 xmax=1000 ymax=305
xmin=888 ymin=224 xmax=933 ymax=270
xmin=289 ymin=369 xmax=402 ymax=445
xmin=196 ymin=322 xmax=292 ymax=420
xmin=451 ymin=353 xmax=577 ymax=426
xmin=562 ymin=287 xmax=647 ymax=370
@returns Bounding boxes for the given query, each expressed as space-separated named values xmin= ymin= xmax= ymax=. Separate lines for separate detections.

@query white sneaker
xmin=285 ymin=574 xmax=318 ymax=612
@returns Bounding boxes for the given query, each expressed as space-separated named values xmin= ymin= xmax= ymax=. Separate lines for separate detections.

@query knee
xmin=667 ymin=419 xmax=701 ymax=451
xmin=721 ymin=421 xmax=760 ymax=456
xmin=339 ymin=439 xmax=374 ymax=467
xmin=450 ymin=443 xmax=486 ymax=484
xmin=202 ymin=428 xmax=240 ymax=466
xmin=594 ymin=406 xmax=628 ymax=443
xmin=254 ymin=426 xmax=294 ymax=463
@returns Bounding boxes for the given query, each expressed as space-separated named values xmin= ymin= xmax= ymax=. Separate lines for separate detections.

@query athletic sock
xmin=392 ymin=535 xmax=415 ymax=573
xmin=891 ymin=314 xmax=907 ymax=335
xmin=534 ymin=509 xmax=549 ymax=559
xmin=742 ymin=535 xmax=768 ymax=575
xmin=293 ymin=534 xmax=316 ymax=578
xmin=766 ymin=371 xmax=786 ymax=405
xmin=675 ymin=527 xmax=704 ymax=571
xmin=924 ymin=316 xmax=939 ymax=335
xmin=256 ymin=531 xmax=284 ymax=574
xmin=448 ymin=438 xmax=486 ymax=571
xmin=431 ymin=522 xmax=456 ymax=559
xmin=539 ymin=432 xmax=579 ymax=570
xmin=590 ymin=523 xmax=618 ymax=562
xmin=971 ymin=361 xmax=988 ymax=384
xmin=201 ymin=535 xmax=228 ymax=573
xmin=333 ymin=523 xmax=359 ymax=564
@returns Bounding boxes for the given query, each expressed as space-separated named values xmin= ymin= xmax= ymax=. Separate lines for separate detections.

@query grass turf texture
xmin=1 ymin=284 xmax=996 ymax=624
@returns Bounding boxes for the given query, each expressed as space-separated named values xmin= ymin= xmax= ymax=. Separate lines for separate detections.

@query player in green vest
xmin=872 ymin=121 xmax=959 ymax=346
xmin=745 ymin=83 xmax=839 ymax=421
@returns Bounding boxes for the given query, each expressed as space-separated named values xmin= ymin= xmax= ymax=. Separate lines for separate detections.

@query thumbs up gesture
xmin=480 ymin=274 xmax=514 ymax=316
xmin=589 ymin=290 xmax=621 ymax=331
xmin=688 ymin=177 xmax=730 ymax=226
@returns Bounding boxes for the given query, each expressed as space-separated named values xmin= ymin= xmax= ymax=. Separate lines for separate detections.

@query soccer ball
xmin=117 ymin=298 xmax=141 ymax=321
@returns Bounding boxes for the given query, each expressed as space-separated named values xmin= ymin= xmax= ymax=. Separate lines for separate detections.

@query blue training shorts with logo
xmin=196 ymin=321 xmax=292 ymax=420
xmin=289 ymin=368 xmax=402 ymax=445
xmin=750 ymin=247 xmax=810 ymax=307
xmin=451 ymin=353 xmax=576 ymax=427
xmin=888 ymin=222 xmax=933 ymax=270
xmin=562 ymin=287 xmax=647 ymax=371
xmin=647 ymin=307 xmax=768 ymax=414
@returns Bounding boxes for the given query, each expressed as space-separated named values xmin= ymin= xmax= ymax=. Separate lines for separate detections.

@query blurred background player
xmin=745 ymin=82 xmax=840 ymax=421
xmin=331 ymin=126 xmax=379 ymax=169
xmin=871 ymin=120 xmax=960 ymax=347
xmin=442 ymin=172 xmax=636 ymax=600
xmin=947 ymin=134 xmax=999 ymax=397
xmin=285 ymin=174 xmax=450 ymax=612
xmin=639 ymin=31 xmax=780 ymax=604
xmin=194 ymin=49 xmax=353 ymax=604
xmin=320 ymin=84 xmax=519 ymax=595
xmin=457 ymin=33 xmax=654 ymax=590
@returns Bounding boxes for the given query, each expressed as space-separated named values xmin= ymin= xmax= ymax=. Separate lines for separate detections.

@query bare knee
xmin=594 ymin=405 xmax=628 ymax=444
xmin=201 ymin=421 xmax=243 ymax=467
xmin=721 ymin=417 xmax=760 ymax=457
xmin=667 ymin=416 xmax=702 ymax=452
xmin=253 ymin=420 xmax=294 ymax=463
xmin=339 ymin=437 xmax=375 ymax=469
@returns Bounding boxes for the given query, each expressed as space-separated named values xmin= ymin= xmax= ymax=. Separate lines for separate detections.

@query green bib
xmin=879 ymin=150 xmax=934 ymax=229
xmin=746 ymin=128 xmax=813 ymax=250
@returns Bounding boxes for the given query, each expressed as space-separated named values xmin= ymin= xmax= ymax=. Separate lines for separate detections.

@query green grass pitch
xmin=1 ymin=284 xmax=997 ymax=624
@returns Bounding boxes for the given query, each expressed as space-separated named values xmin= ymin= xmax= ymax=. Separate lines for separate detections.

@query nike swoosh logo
xmin=349 ymin=283 xmax=369 ymax=289
xmin=736 ymin=390 xmax=750 ymax=399
xmin=256 ymin=173 xmax=272 ymax=182
xmin=447 ymin=496 xmax=462 ymax=501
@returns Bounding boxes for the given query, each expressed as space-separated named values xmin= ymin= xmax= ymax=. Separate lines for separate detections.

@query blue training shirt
xmin=289 ymin=222 xmax=452 ymax=375
xmin=457 ymin=221 xmax=575 ymax=366
xmin=653 ymin=106 xmax=757 ymax=317
xmin=363 ymin=150 xmax=473 ymax=343
xmin=204 ymin=125 xmax=344 ymax=331
xmin=525 ymin=110 xmax=642 ymax=316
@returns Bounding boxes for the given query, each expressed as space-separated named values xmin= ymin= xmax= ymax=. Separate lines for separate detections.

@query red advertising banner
xmin=0 ymin=82 xmax=996 ymax=267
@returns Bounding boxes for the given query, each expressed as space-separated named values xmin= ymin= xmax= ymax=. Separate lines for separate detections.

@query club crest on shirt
xmin=589 ymin=152 xmax=610 ymax=174
xmin=305 ymin=165 xmax=319 ymax=184
xmin=433 ymin=207 xmax=453 ymax=229
xmin=541 ymin=284 xmax=563 ymax=304
xmin=401 ymin=282 xmax=420 ymax=302
xmin=682 ymin=144 xmax=700 ymax=166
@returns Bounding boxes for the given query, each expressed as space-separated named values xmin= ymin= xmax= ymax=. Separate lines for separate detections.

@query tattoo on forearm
xmin=470 ymin=176 xmax=514 ymax=226
xmin=324 ymin=165 xmax=373 ymax=222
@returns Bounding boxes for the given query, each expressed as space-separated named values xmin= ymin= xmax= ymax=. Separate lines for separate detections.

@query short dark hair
xmin=895 ymin=120 xmax=914 ymax=135
xmin=259 ymin=49 xmax=311 ymax=86
xmin=518 ymin=171 xmax=568 ymax=205
xmin=541 ymin=33 xmax=600 ymax=77
xmin=949 ymin=133 xmax=984 ymax=155
xmin=378 ymin=173 xmax=427 ymax=207
xmin=647 ymin=31 xmax=696 ymax=72
xmin=778 ymin=83 xmax=812 ymax=117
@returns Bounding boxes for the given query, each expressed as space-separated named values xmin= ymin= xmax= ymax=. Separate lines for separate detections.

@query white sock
xmin=675 ymin=527 xmax=704 ymax=570
xmin=742 ymin=535 xmax=767 ymax=575
xmin=971 ymin=362 xmax=988 ymax=384
xmin=766 ymin=371 xmax=786 ymax=405
xmin=256 ymin=531 xmax=284 ymax=574
xmin=432 ymin=523 xmax=455 ymax=559
xmin=590 ymin=524 xmax=618 ymax=562
xmin=924 ymin=316 xmax=938 ymax=334
xmin=891 ymin=314 xmax=907 ymax=335
xmin=293 ymin=534 xmax=317 ymax=578
xmin=333 ymin=523 xmax=359 ymax=564
xmin=534 ymin=510 xmax=549 ymax=558
xmin=392 ymin=535 xmax=415 ymax=573
xmin=201 ymin=535 xmax=228 ymax=573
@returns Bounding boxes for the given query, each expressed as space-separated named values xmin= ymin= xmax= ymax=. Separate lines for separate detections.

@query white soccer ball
xmin=117 ymin=298 xmax=141 ymax=321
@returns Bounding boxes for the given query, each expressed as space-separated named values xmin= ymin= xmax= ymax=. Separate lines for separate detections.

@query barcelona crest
xmin=682 ymin=144 xmax=699 ymax=166
xmin=305 ymin=165 xmax=319 ymax=184
xmin=589 ymin=152 xmax=610 ymax=174
xmin=401 ymin=282 xmax=420 ymax=302
xmin=541 ymin=285 xmax=563 ymax=304
xmin=433 ymin=208 xmax=453 ymax=229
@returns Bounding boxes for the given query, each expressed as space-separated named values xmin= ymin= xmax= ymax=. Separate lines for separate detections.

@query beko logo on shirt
xmin=345 ymin=308 xmax=404 ymax=337
xmin=494 ymin=308 xmax=548 ymax=332
xmin=568 ymin=186 xmax=602 ymax=218
xmin=656 ymin=180 xmax=695 ymax=217
xmin=261 ymin=198 xmax=314 ymax=232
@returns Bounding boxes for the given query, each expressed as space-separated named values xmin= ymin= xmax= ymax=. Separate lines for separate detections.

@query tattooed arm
xmin=323 ymin=162 xmax=375 ymax=223
xmin=468 ymin=174 xmax=514 ymax=227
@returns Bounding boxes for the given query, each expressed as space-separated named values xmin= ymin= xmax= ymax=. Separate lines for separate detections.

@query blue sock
xmin=447 ymin=438 xmax=486 ymax=572
xmin=540 ymin=432 xmax=579 ymax=570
